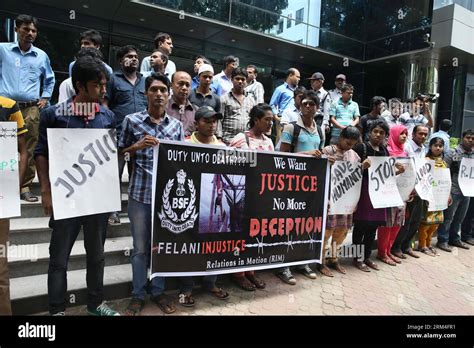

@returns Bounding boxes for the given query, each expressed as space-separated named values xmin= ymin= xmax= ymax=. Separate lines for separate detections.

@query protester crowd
xmin=0 ymin=15 xmax=473 ymax=316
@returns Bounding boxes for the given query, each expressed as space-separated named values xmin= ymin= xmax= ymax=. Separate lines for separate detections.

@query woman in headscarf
xmin=377 ymin=125 xmax=409 ymax=265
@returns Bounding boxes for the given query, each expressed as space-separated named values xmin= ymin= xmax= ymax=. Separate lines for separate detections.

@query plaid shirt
xmin=119 ymin=110 xmax=184 ymax=204
xmin=245 ymin=79 xmax=265 ymax=104
xmin=219 ymin=90 xmax=256 ymax=145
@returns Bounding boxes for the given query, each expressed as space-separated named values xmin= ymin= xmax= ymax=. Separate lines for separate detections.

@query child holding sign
xmin=418 ymin=137 xmax=449 ymax=256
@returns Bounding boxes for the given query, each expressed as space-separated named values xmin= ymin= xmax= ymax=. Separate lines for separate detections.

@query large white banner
xmin=47 ymin=128 xmax=121 ymax=220
xmin=428 ymin=165 xmax=451 ymax=211
xmin=395 ymin=157 xmax=416 ymax=202
xmin=368 ymin=156 xmax=404 ymax=208
xmin=328 ymin=160 xmax=363 ymax=215
xmin=459 ymin=158 xmax=474 ymax=197
xmin=413 ymin=157 xmax=434 ymax=202
xmin=0 ymin=122 xmax=21 ymax=218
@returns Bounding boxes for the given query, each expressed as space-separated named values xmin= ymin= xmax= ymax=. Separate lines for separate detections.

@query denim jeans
xmin=128 ymin=198 xmax=165 ymax=299
xmin=48 ymin=213 xmax=108 ymax=314
xmin=437 ymin=194 xmax=470 ymax=244
xmin=179 ymin=275 xmax=218 ymax=293
xmin=461 ymin=198 xmax=474 ymax=241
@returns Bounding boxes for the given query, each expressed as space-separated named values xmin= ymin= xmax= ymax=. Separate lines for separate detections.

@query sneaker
xmin=87 ymin=302 xmax=120 ymax=316
xmin=20 ymin=191 xmax=38 ymax=202
xmin=297 ymin=264 xmax=317 ymax=279
xmin=51 ymin=311 xmax=65 ymax=316
xmin=108 ymin=212 xmax=121 ymax=226
xmin=276 ymin=269 xmax=296 ymax=285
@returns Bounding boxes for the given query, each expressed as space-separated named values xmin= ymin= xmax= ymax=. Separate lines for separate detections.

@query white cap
xmin=198 ymin=64 xmax=214 ymax=75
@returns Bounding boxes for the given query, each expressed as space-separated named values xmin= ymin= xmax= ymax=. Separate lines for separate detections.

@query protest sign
xmin=151 ymin=140 xmax=329 ymax=277
xmin=428 ymin=166 xmax=451 ymax=211
xmin=368 ymin=156 xmax=404 ymax=208
xmin=47 ymin=128 xmax=121 ymax=220
xmin=395 ymin=157 xmax=416 ymax=202
xmin=0 ymin=122 xmax=21 ymax=218
xmin=459 ymin=158 xmax=474 ymax=197
xmin=328 ymin=161 xmax=362 ymax=215
xmin=413 ymin=157 xmax=434 ymax=202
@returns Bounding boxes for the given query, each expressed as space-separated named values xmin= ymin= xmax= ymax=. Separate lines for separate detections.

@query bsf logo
xmin=159 ymin=170 xmax=198 ymax=234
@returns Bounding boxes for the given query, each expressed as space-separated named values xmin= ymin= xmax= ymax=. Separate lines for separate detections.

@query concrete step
xmin=17 ymin=193 xmax=130 ymax=218
xmin=9 ymin=216 xmax=131 ymax=245
xmin=11 ymin=264 xmax=133 ymax=315
xmin=8 ymin=236 xmax=133 ymax=278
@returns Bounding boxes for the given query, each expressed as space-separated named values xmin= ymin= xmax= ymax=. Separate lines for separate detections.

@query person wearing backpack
xmin=275 ymin=90 xmax=325 ymax=285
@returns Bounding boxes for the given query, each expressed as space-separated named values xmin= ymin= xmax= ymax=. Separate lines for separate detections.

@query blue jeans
xmin=437 ymin=193 xmax=471 ymax=244
xmin=48 ymin=213 xmax=108 ymax=314
xmin=128 ymin=198 xmax=165 ymax=299
xmin=179 ymin=275 xmax=218 ymax=293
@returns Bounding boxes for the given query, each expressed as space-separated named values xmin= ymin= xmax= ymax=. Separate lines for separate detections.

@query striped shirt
xmin=245 ymin=79 xmax=265 ymax=104
xmin=119 ymin=110 xmax=184 ymax=204
xmin=329 ymin=98 xmax=360 ymax=138
xmin=0 ymin=96 xmax=28 ymax=135
xmin=219 ymin=90 xmax=256 ymax=145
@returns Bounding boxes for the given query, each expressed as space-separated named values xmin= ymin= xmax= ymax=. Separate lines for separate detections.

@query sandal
xmin=391 ymin=250 xmax=407 ymax=259
xmin=108 ymin=212 xmax=121 ymax=225
xmin=246 ymin=273 xmax=266 ymax=289
xmin=317 ymin=264 xmax=334 ymax=277
xmin=209 ymin=287 xmax=230 ymax=300
xmin=151 ymin=294 xmax=176 ymax=314
xmin=429 ymin=246 xmax=440 ymax=256
xmin=364 ymin=259 xmax=379 ymax=271
xmin=178 ymin=292 xmax=195 ymax=307
xmin=388 ymin=253 xmax=402 ymax=263
xmin=419 ymin=247 xmax=435 ymax=257
xmin=124 ymin=297 xmax=144 ymax=316
xmin=233 ymin=275 xmax=256 ymax=291
xmin=353 ymin=259 xmax=370 ymax=272
xmin=328 ymin=261 xmax=346 ymax=274
xmin=377 ymin=255 xmax=396 ymax=266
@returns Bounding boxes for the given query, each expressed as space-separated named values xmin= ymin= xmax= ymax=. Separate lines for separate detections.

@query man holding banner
xmin=119 ymin=72 xmax=184 ymax=315
xmin=436 ymin=129 xmax=474 ymax=252
xmin=35 ymin=56 xmax=120 ymax=316
xmin=0 ymin=96 xmax=28 ymax=315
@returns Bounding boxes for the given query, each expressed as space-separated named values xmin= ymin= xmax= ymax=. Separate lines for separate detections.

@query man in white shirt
xmin=404 ymin=125 xmax=429 ymax=159
xmin=308 ymin=72 xmax=331 ymax=133
xmin=399 ymin=96 xmax=433 ymax=139
xmin=428 ymin=119 xmax=451 ymax=152
xmin=140 ymin=32 xmax=176 ymax=79
xmin=328 ymin=73 xmax=346 ymax=105
xmin=245 ymin=64 xmax=265 ymax=104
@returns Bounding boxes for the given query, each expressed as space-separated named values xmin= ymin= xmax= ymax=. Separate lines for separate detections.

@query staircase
xmin=9 ymin=178 xmax=133 ymax=315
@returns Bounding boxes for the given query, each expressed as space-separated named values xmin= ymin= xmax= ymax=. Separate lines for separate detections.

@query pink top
xmin=230 ymin=131 xmax=275 ymax=151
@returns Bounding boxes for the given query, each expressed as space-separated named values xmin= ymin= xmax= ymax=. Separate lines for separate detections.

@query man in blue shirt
xmin=269 ymin=68 xmax=301 ymax=117
xmin=213 ymin=55 xmax=238 ymax=96
xmin=35 ymin=56 xmax=119 ymax=316
xmin=428 ymin=119 xmax=451 ymax=153
xmin=0 ymin=14 xmax=55 ymax=202
xmin=119 ymin=72 xmax=184 ymax=315
xmin=104 ymin=45 xmax=148 ymax=225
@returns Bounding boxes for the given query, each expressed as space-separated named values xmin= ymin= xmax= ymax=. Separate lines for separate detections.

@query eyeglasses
xmin=301 ymin=101 xmax=316 ymax=107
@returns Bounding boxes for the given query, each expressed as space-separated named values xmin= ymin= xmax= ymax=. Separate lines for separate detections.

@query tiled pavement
xmin=63 ymin=245 xmax=473 ymax=316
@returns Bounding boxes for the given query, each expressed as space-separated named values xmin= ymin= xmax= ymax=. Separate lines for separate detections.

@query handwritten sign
xmin=328 ymin=161 xmax=363 ymax=215
xmin=413 ymin=157 xmax=434 ymax=202
xmin=47 ymin=128 xmax=121 ymax=220
xmin=459 ymin=158 xmax=474 ymax=197
xmin=0 ymin=122 xmax=21 ymax=218
xmin=395 ymin=157 xmax=416 ymax=201
xmin=368 ymin=156 xmax=404 ymax=208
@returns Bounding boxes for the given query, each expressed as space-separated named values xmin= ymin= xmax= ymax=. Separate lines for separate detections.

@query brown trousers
xmin=20 ymin=105 xmax=40 ymax=193
xmin=0 ymin=219 xmax=12 ymax=315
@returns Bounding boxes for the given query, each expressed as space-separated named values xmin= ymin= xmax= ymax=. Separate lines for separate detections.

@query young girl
xmin=377 ymin=125 xmax=409 ymax=265
xmin=230 ymin=103 xmax=274 ymax=290
xmin=418 ymin=137 xmax=449 ymax=256
xmin=319 ymin=126 xmax=368 ymax=277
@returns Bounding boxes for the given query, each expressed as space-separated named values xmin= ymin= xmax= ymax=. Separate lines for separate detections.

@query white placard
xmin=459 ymin=158 xmax=474 ymax=197
xmin=413 ymin=156 xmax=435 ymax=202
xmin=428 ymin=166 xmax=451 ymax=211
xmin=368 ymin=156 xmax=404 ymax=208
xmin=328 ymin=160 xmax=363 ymax=215
xmin=0 ymin=122 xmax=21 ymax=218
xmin=47 ymin=128 xmax=121 ymax=220
xmin=395 ymin=157 xmax=416 ymax=202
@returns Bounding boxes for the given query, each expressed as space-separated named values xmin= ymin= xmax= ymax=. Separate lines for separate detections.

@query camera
xmin=417 ymin=93 xmax=439 ymax=103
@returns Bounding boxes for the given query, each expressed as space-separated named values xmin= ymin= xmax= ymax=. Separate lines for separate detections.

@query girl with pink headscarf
xmin=377 ymin=125 xmax=409 ymax=265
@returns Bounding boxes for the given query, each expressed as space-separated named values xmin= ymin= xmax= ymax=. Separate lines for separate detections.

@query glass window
xmin=296 ymin=8 xmax=304 ymax=25
xmin=277 ymin=20 xmax=284 ymax=34
xmin=287 ymin=13 xmax=293 ymax=28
